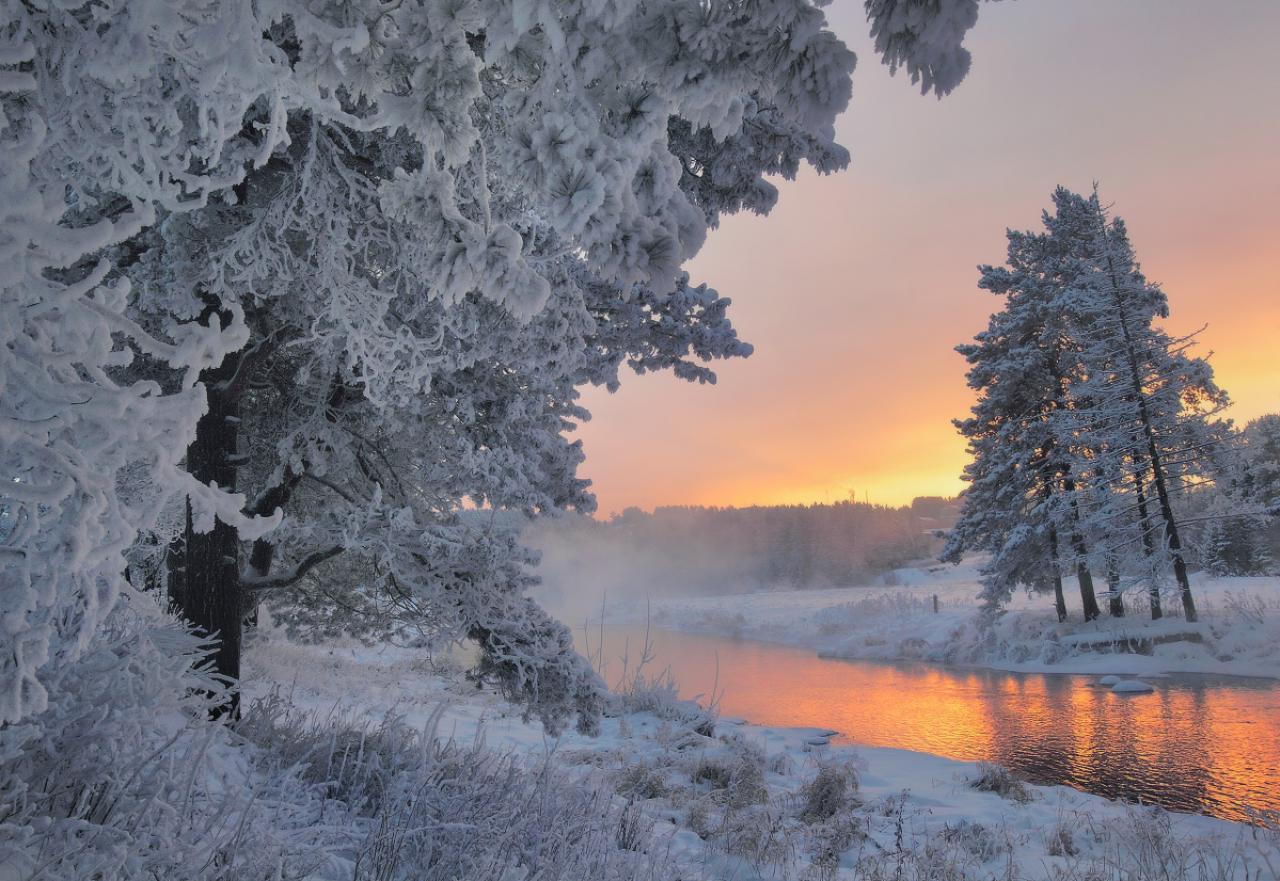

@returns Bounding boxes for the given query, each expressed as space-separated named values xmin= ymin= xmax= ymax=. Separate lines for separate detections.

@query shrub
xmin=798 ymin=762 xmax=860 ymax=823
xmin=968 ymin=762 xmax=1033 ymax=804
xmin=1 ymin=608 xmax=690 ymax=881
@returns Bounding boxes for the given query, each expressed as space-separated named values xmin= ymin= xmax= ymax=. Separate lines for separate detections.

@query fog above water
xmin=525 ymin=501 xmax=955 ymax=629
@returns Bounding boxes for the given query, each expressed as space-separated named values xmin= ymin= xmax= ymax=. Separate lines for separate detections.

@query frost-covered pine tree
xmin=5 ymin=0 xmax=1007 ymax=735
xmin=1051 ymin=188 xmax=1231 ymax=622
xmin=944 ymin=208 xmax=1104 ymax=622
xmin=1196 ymin=414 xmax=1280 ymax=576
xmin=1242 ymin=415 xmax=1280 ymax=511
xmin=948 ymin=187 xmax=1235 ymax=625
xmin=115 ymin=0 xmax=857 ymax=726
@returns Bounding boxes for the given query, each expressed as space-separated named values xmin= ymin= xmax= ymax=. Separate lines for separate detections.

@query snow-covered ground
xmin=243 ymin=629 xmax=1280 ymax=881
xmin=628 ymin=559 xmax=1280 ymax=680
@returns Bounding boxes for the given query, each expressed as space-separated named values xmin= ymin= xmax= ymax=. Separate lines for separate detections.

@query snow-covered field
xmin=243 ymin=628 xmax=1280 ymax=881
xmin=629 ymin=559 xmax=1280 ymax=681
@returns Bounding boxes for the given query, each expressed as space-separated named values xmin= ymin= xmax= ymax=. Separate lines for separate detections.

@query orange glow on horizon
xmin=573 ymin=1 xmax=1280 ymax=518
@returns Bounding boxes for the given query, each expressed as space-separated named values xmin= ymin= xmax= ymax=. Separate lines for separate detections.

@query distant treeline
xmin=529 ymin=498 xmax=958 ymax=598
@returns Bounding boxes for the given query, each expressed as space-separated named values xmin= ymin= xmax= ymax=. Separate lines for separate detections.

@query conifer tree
xmin=945 ymin=204 xmax=1102 ymax=620
xmin=4 ymin=0 xmax=1004 ymax=731
xmin=948 ymin=187 xmax=1231 ymax=625
xmin=1051 ymin=187 xmax=1230 ymax=622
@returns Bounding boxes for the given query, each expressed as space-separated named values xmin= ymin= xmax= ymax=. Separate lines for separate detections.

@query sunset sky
xmin=575 ymin=0 xmax=1280 ymax=517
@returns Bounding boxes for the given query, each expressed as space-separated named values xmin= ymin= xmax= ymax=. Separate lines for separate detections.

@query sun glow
xmin=575 ymin=0 xmax=1279 ymax=517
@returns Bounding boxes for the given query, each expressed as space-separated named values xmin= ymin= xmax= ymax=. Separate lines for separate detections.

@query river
xmin=594 ymin=624 xmax=1280 ymax=822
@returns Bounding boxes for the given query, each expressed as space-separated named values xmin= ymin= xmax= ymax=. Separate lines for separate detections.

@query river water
xmin=595 ymin=625 xmax=1280 ymax=822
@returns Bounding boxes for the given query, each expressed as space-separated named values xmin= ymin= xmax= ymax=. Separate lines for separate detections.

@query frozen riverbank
xmin=625 ymin=561 xmax=1280 ymax=681
xmin=243 ymin=628 xmax=1280 ymax=881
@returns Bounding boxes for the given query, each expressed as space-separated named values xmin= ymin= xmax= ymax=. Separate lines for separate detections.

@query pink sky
xmin=576 ymin=0 xmax=1280 ymax=516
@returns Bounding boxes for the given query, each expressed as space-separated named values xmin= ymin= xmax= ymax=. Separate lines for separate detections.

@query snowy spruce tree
xmin=944 ymin=199 xmax=1104 ymax=622
xmin=1050 ymin=188 xmax=1231 ymax=622
xmin=1242 ymin=414 xmax=1280 ymax=511
xmin=947 ymin=187 xmax=1233 ymax=624
xmin=1197 ymin=414 xmax=1280 ymax=576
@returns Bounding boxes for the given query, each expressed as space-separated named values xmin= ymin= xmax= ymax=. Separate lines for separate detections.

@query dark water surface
xmin=595 ymin=625 xmax=1280 ymax=822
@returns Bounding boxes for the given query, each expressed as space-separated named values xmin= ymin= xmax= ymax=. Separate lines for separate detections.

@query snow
xmin=618 ymin=558 xmax=1280 ymax=680
xmin=1110 ymin=679 xmax=1155 ymax=694
xmin=241 ymin=625 xmax=1280 ymax=880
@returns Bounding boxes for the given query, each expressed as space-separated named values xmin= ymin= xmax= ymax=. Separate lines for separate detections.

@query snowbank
xmin=630 ymin=561 xmax=1280 ymax=680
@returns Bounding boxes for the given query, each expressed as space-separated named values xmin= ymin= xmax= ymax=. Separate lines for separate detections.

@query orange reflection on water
xmin=593 ymin=626 xmax=1280 ymax=821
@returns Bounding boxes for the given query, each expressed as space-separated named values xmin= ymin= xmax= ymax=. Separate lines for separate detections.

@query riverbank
xmin=623 ymin=560 xmax=1280 ymax=681
xmin=243 ymin=628 xmax=1279 ymax=881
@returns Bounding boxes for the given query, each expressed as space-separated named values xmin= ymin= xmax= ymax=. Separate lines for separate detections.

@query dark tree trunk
xmin=1146 ymin=444 xmax=1197 ymax=621
xmin=1102 ymin=242 xmax=1197 ymax=622
xmin=1048 ymin=526 xmax=1068 ymax=623
xmin=1039 ymin=453 xmax=1069 ymax=624
xmin=172 ymin=341 xmax=244 ymax=719
xmin=1132 ymin=463 xmax=1162 ymax=620
xmin=1071 ymin=535 xmax=1101 ymax=622
xmin=1061 ymin=473 xmax=1101 ymax=622
xmin=1106 ymin=555 xmax=1125 ymax=617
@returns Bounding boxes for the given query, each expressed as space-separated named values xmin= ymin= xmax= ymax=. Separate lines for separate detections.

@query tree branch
xmin=244 ymin=545 xmax=344 ymax=591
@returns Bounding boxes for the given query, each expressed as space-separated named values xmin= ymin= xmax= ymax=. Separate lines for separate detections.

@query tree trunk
xmin=1071 ymin=535 xmax=1101 ymax=622
xmin=1061 ymin=473 xmax=1101 ymax=622
xmin=1105 ymin=554 xmax=1124 ymax=617
xmin=1146 ymin=445 xmax=1197 ymax=621
xmin=1101 ymin=236 xmax=1197 ymax=622
xmin=172 ymin=347 xmax=244 ymax=719
xmin=1048 ymin=526 xmax=1068 ymax=623
xmin=1132 ymin=462 xmax=1162 ymax=620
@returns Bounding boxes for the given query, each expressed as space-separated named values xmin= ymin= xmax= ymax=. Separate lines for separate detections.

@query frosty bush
xmin=968 ymin=761 xmax=1032 ymax=804
xmin=1 ymin=639 xmax=694 ymax=881
xmin=238 ymin=699 xmax=687 ymax=881
xmin=0 ymin=608 xmax=318 ymax=881
xmin=798 ymin=761 xmax=860 ymax=824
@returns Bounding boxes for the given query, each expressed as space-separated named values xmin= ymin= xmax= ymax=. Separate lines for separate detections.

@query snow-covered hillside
xmin=631 ymin=560 xmax=1280 ymax=679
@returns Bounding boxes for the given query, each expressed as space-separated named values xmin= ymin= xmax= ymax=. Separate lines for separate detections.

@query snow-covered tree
xmin=947 ymin=187 xmax=1235 ymax=625
xmin=944 ymin=204 xmax=1104 ymax=621
xmin=1194 ymin=414 xmax=1280 ymax=576
xmin=110 ymin=0 xmax=857 ymax=725
xmin=5 ymin=0 xmax=1010 ymax=733
xmin=1199 ymin=501 xmax=1272 ymax=577
xmin=1050 ymin=188 xmax=1231 ymax=621
xmin=1242 ymin=415 xmax=1280 ymax=510
xmin=0 ymin=2 xmax=286 ymax=725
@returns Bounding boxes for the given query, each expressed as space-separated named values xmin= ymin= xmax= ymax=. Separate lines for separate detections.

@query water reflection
xmin=594 ymin=625 xmax=1280 ymax=821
